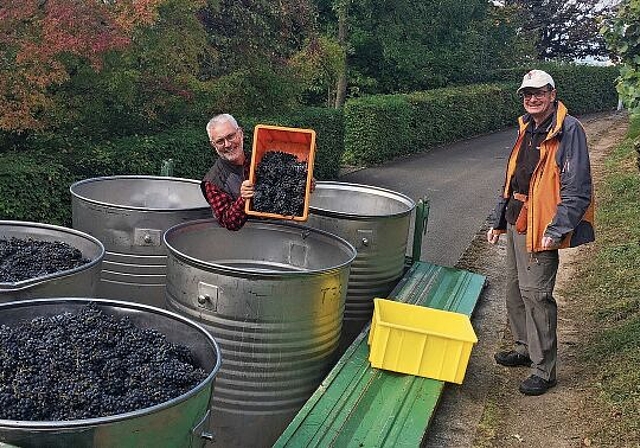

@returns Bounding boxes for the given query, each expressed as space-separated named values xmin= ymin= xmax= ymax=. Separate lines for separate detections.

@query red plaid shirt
xmin=202 ymin=162 xmax=250 ymax=231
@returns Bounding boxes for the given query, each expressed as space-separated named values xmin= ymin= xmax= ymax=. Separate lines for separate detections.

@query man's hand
xmin=541 ymin=236 xmax=560 ymax=250
xmin=487 ymin=228 xmax=500 ymax=245
xmin=240 ymin=180 xmax=254 ymax=199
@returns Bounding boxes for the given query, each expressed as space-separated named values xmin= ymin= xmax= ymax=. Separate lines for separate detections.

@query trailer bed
xmin=274 ymin=261 xmax=486 ymax=447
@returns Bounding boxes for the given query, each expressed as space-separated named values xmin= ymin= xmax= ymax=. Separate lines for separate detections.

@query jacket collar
xmin=517 ymin=101 xmax=568 ymax=141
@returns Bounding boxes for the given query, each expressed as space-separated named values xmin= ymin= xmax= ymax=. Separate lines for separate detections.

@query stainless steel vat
xmin=0 ymin=297 xmax=222 ymax=448
xmin=70 ymin=176 xmax=211 ymax=308
xmin=307 ymin=181 xmax=416 ymax=349
xmin=0 ymin=221 xmax=104 ymax=302
xmin=163 ymin=219 xmax=356 ymax=448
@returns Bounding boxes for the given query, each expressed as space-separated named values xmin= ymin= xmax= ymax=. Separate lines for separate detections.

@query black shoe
xmin=519 ymin=375 xmax=557 ymax=396
xmin=494 ymin=350 xmax=532 ymax=367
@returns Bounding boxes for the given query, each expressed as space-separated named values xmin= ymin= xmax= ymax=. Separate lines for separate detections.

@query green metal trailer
xmin=274 ymin=200 xmax=486 ymax=447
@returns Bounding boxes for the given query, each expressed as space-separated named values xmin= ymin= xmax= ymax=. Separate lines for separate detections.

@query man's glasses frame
xmin=519 ymin=89 xmax=554 ymax=100
xmin=211 ymin=129 xmax=240 ymax=148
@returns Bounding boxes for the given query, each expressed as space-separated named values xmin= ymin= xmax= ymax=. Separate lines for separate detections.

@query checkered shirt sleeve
xmin=203 ymin=181 xmax=248 ymax=231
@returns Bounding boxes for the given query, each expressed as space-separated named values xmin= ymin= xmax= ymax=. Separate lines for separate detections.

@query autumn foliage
xmin=0 ymin=0 xmax=162 ymax=132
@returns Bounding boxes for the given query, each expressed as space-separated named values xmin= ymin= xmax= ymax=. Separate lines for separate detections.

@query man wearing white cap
xmin=487 ymin=70 xmax=595 ymax=395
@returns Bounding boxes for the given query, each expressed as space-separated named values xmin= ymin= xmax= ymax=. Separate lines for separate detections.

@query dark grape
xmin=0 ymin=237 xmax=90 ymax=283
xmin=253 ymin=151 xmax=308 ymax=216
xmin=0 ymin=304 xmax=208 ymax=421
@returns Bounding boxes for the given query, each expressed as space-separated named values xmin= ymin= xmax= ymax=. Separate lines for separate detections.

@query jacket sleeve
xmin=488 ymin=193 xmax=508 ymax=231
xmin=544 ymin=119 xmax=592 ymax=240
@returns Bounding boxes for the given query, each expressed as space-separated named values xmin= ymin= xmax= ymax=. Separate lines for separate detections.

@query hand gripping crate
xmin=245 ymin=124 xmax=316 ymax=222
xmin=368 ymin=298 xmax=478 ymax=384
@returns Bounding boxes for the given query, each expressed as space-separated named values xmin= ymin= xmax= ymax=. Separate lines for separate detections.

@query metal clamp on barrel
xmin=133 ymin=228 xmax=163 ymax=247
xmin=357 ymin=229 xmax=374 ymax=250
xmin=197 ymin=282 xmax=219 ymax=311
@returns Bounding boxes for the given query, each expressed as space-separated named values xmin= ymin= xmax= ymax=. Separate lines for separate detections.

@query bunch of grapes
xmin=253 ymin=151 xmax=307 ymax=216
xmin=0 ymin=237 xmax=90 ymax=283
xmin=0 ymin=304 xmax=207 ymax=421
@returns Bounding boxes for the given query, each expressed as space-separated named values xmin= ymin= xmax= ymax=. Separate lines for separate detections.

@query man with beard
xmin=201 ymin=113 xmax=254 ymax=230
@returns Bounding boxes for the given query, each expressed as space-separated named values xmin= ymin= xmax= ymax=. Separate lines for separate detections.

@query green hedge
xmin=63 ymin=127 xmax=213 ymax=180
xmin=343 ymin=83 xmax=521 ymax=165
xmin=407 ymin=83 xmax=520 ymax=151
xmin=0 ymin=65 xmax=620 ymax=224
xmin=0 ymin=152 xmax=75 ymax=226
xmin=0 ymin=107 xmax=344 ymax=224
xmin=550 ymin=65 xmax=619 ymax=115
xmin=57 ymin=106 xmax=344 ymax=182
xmin=343 ymin=95 xmax=412 ymax=165
xmin=343 ymin=65 xmax=619 ymax=166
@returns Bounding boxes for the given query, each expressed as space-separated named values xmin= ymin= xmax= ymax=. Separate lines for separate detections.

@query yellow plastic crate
xmin=368 ymin=298 xmax=478 ymax=384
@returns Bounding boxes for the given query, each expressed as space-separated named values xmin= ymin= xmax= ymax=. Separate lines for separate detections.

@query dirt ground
xmin=421 ymin=111 xmax=629 ymax=448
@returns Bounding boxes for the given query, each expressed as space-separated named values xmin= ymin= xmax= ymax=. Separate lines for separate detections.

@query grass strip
xmin=573 ymin=116 xmax=640 ymax=447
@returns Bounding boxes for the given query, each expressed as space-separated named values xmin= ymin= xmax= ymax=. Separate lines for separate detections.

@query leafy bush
xmin=24 ymin=106 xmax=343 ymax=185
xmin=64 ymin=128 xmax=212 ymax=180
xmin=343 ymin=95 xmax=412 ymax=165
xmin=209 ymin=64 xmax=304 ymax=118
xmin=408 ymin=83 xmax=520 ymax=150
xmin=0 ymin=152 xmax=74 ymax=225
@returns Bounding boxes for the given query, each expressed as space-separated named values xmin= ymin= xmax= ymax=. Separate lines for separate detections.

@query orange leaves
xmin=34 ymin=0 xmax=132 ymax=68
xmin=0 ymin=0 xmax=163 ymax=132
xmin=111 ymin=0 xmax=164 ymax=33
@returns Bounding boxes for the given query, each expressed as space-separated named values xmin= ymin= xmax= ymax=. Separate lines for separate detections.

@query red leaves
xmin=0 ymin=0 xmax=162 ymax=132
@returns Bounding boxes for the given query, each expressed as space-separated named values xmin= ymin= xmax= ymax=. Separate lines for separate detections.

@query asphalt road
xmin=339 ymin=127 xmax=518 ymax=267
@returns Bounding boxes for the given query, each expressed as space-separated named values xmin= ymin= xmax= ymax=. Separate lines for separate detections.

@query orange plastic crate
xmin=246 ymin=125 xmax=316 ymax=222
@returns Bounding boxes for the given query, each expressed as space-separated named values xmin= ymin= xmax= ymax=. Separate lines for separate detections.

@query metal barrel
xmin=163 ymin=219 xmax=357 ymax=448
xmin=0 ymin=297 xmax=222 ymax=448
xmin=70 ymin=176 xmax=212 ymax=308
xmin=307 ymin=181 xmax=416 ymax=350
xmin=0 ymin=221 xmax=104 ymax=302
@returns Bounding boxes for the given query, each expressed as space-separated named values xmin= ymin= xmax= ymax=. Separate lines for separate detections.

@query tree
xmin=198 ymin=0 xmax=316 ymax=78
xmin=195 ymin=0 xmax=318 ymax=115
xmin=601 ymin=0 xmax=640 ymax=115
xmin=290 ymin=36 xmax=345 ymax=107
xmin=56 ymin=0 xmax=210 ymax=136
xmin=500 ymin=0 xmax=618 ymax=61
xmin=334 ymin=0 xmax=349 ymax=108
xmin=341 ymin=0 xmax=528 ymax=94
xmin=0 ymin=0 xmax=163 ymax=133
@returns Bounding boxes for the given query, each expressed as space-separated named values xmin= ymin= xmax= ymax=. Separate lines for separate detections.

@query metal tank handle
xmin=410 ymin=197 xmax=430 ymax=264
xmin=191 ymin=409 xmax=215 ymax=447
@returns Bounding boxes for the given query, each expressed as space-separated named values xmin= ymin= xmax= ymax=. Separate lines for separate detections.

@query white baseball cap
xmin=517 ymin=70 xmax=555 ymax=94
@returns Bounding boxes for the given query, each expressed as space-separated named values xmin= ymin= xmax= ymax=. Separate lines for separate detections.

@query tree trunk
xmin=334 ymin=2 xmax=348 ymax=109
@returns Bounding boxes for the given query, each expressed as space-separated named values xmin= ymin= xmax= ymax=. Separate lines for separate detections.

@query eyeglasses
xmin=519 ymin=89 xmax=552 ymax=100
xmin=210 ymin=130 xmax=240 ymax=148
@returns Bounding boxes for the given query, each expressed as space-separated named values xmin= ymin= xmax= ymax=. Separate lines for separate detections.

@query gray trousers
xmin=505 ymin=224 xmax=559 ymax=381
